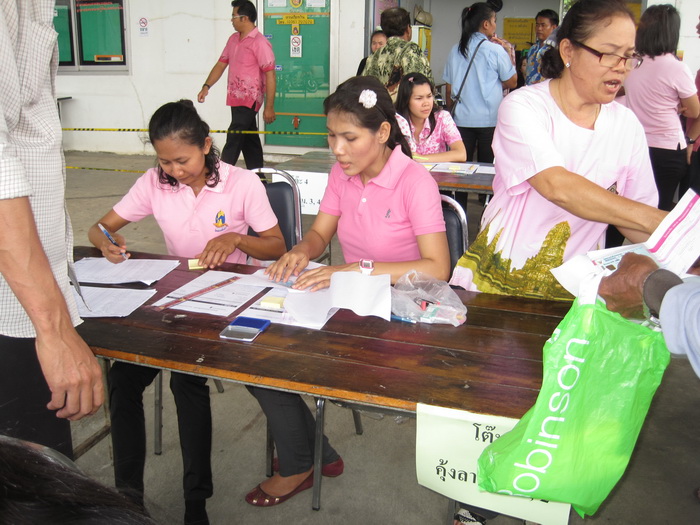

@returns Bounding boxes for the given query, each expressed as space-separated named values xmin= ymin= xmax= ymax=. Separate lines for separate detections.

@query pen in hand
xmin=98 ymin=223 xmax=128 ymax=260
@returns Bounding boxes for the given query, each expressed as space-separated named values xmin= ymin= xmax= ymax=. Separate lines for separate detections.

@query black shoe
xmin=184 ymin=499 xmax=209 ymax=525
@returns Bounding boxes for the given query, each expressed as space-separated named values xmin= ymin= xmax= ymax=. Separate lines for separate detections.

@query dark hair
xmin=536 ymin=9 xmax=560 ymax=27
xmin=395 ymin=73 xmax=437 ymax=139
xmin=371 ymin=29 xmax=387 ymax=40
xmin=458 ymin=3 xmax=496 ymax=58
xmin=635 ymin=4 xmax=680 ymax=58
xmin=0 ymin=436 xmax=154 ymax=524
xmin=323 ymin=76 xmax=412 ymax=158
xmin=540 ymin=0 xmax=635 ymax=79
xmin=148 ymin=99 xmax=221 ymax=188
xmin=380 ymin=7 xmax=411 ymax=38
xmin=232 ymin=0 xmax=257 ymax=24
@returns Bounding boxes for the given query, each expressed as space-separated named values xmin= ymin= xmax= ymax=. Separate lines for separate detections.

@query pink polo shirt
xmin=113 ymin=162 xmax=278 ymax=264
xmin=219 ymin=27 xmax=276 ymax=111
xmin=319 ymin=146 xmax=445 ymax=263
xmin=396 ymin=111 xmax=462 ymax=155
xmin=624 ymin=53 xmax=697 ymax=150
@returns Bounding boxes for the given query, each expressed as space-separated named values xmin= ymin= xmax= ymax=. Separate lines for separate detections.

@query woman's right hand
xmin=100 ymin=233 xmax=129 ymax=264
xmin=265 ymin=247 xmax=310 ymax=284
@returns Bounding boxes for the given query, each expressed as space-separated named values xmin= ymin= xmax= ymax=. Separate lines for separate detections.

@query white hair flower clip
xmin=359 ymin=89 xmax=377 ymax=109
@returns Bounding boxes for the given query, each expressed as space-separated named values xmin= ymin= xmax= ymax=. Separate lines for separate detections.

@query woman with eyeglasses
xmin=622 ymin=4 xmax=699 ymax=212
xmin=449 ymin=0 xmax=666 ymax=304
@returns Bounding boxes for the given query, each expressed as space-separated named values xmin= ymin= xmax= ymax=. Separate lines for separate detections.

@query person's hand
xmin=35 ymin=327 xmax=104 ymax=420
xmin=263 ymin=106 xmax=276 ymax=124
xmin=99 ymin=232 xmax=129 ymax=264
xmin=195 ymin=233 xmax=241 ymax=269
xmin=197 ymin=86 xmax=209 ymax=103
xmin=491 ymin=35 xmax=512 ymax=53
xmin=290 ymin=262 xmax=357 ymax=292
xmin=599 ymin=252 xmax=659 ymax=318
xmin=265 ymin=247 xmax=310 ymax=284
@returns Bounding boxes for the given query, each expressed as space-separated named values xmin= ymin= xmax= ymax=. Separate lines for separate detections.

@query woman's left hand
xmin=292 ymin=262 xmax=357 ymax=292
xmin=196 ymin=233 xmax=241 ymax=268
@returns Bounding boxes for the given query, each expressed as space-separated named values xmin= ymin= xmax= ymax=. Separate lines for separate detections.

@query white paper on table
xmin=475 ymin=165 xmax=496 ymax=175
xmin=429 ymin=162 xmax=478 ymax=175
xmin=153 ymin=270 xmax=267 ymax=317
xmin=72 ymin=285 xmax=156 ymax=317
xmin=74 ymin=257 xmax=179 ymax=285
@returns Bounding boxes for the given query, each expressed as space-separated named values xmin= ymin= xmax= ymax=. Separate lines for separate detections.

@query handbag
xmin=449 ymin=38 xmax=486 ymax=116
xmin=476 ymin=280 xmax=670 ymax=518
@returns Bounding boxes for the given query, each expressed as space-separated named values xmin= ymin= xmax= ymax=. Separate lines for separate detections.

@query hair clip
xmin=407 ymin=76 xmax=415 ymax=83
xmin=359 ymin=89 xmax=377 ymax=109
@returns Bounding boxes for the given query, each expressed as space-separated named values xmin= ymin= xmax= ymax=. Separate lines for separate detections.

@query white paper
xmin=72 ymin=286 xmax=156 ymax=318
xmin=74 ymin=257 xmax=179 ymax=285
xmin=272 ymin=170 xmax=328 ymax=215
xmin=153 ymin=271 xmax=266 ymax=317
xmin=428 ymin=163 xmax=478 ymax=175
xmin=475 ymin=165 xmax=496 ymax=175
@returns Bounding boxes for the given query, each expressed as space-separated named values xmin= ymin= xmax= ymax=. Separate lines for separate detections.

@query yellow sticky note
xmin=188 ymin=259 xmax=206 ymax=270
xmin=261 ymin=296 xmax=285 ymax=309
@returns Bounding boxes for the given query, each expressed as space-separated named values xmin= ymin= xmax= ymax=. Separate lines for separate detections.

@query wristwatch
xmin=686 ymin=136 xmax=696 ymax=145
xmin=359 ymin=259 xmax=374 ymax=275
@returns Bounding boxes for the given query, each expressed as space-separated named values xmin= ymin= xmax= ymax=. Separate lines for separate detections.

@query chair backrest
xmin=252 ymin=168 xmax=303 ymax=251
xmin=441 ymin=194 xmax=469 ymax=278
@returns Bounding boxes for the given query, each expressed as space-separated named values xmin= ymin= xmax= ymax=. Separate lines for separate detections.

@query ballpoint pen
xmin=98 ymin=223 xmax=128 ymax=260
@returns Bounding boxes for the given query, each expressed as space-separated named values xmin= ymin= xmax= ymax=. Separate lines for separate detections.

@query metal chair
xmin=441 ymin=194 xmax=469 ymax=278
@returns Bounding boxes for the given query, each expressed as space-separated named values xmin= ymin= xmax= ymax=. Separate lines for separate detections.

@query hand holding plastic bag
xmin=391 ymin=270 xmax=467 ymax=326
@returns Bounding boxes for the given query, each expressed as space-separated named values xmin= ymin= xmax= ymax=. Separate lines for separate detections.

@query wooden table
xmin=75 ymin=247 xmax=568 ymax=511
xmin=275 ymin=150 xmax=495 ymax=198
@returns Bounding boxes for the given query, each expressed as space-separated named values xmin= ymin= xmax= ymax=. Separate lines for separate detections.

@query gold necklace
xmin=557 ymin=79 xmax=600 ymax=129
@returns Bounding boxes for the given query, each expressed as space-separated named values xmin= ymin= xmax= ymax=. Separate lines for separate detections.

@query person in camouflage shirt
xmin=361 ymin=7 xmax=433 ymax=100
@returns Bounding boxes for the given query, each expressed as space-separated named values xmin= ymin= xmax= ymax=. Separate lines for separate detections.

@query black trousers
xmin=109 ymin=363 xmax=213 ymax=504
xmin=221 ymin=104 xmax=264 ymax=170
xmin=0 ymin=335 xmax=73 ymax=459
xmin=457 ymin=126 xmax=495 ymax=163
xmin=247 ymin=386 xmax=339 ymax=476
xmin=649 ymin=145 xmax=689 ymax=211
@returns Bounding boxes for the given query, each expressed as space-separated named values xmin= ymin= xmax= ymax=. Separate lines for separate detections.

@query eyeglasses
xmin=231 ymin=15 xmax=245 ymax=20
xmin=571 ymin=40 xmax=643 ymax=71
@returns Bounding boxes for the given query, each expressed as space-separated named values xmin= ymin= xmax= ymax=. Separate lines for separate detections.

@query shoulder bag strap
xmin=450 ymin=38 xmax=486 ymax=116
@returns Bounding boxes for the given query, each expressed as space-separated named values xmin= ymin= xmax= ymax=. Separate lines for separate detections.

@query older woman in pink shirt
xmin=623 ymin=4 xmax=699 ymax=211
xmin=244 ymin=76 xmax=450 ymax=507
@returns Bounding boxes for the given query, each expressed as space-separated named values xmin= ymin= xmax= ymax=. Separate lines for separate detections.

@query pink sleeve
xmin=256 ymin=38 xmax=276 ymax=72
xmin=618 ymin=115 xmax=659 ymax=208
xmin=438 ymin=111 xmax=462 ymax=146
xmin=240 ymin=170 xmax=279 ymax=233
xmin=492 ymin=90 xmax=565 ymax=196
xmin=113 ymin=170 xmax=157 ymax=222
xmin=404 ymin=164 xmax=445 ymax=236
xmin=318 ymin=163 xmax=343 ymax=216
xmin=674 ymin=61 xmax=697 ymax=99
xmin=218 ymin=34 xmax=234 ymax=64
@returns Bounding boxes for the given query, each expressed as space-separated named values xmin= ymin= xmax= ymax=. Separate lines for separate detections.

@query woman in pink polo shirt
xmin=394 ymin=72 xmax=467 ymax=162
xmin=242 ymin=76 xmax=450 ymax=507
xmin=88 ymin=100 xmax=286 ymax=524
xmin=624 ymin=4 xmax=699 ymax=211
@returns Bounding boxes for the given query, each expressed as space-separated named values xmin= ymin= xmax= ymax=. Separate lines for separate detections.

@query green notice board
xmin=77 ymin=1 xmax=125 ymax=64
xmin=263 ymin=1 xmax=330 ymax=148
xmin=54 ymin=5 xmax=74 ymax=64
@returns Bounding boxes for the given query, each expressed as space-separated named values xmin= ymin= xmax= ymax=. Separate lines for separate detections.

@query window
xmin=54 ymin=0 xmax=128 ymax=71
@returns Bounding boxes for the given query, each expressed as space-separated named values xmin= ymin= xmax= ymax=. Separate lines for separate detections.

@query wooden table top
xmin=275 ymin=150 xmax=494 ymax=195
xmin=75 ymin=248 xmax=569 ymax=419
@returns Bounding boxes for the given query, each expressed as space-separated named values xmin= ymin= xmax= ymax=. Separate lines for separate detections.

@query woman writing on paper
xmin=88 ymin=100 xmax=285 ymax=524
xmin=449 ymin=0 xmax=666 ymax=303
xmin=394 ymin=73 xmax=467 ymax=163
xmin=242 ymin=76 xmax=450 ymax=507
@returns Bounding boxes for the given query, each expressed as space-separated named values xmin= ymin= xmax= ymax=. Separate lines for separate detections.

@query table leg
xmin=312 ymin=397 xmax=325 ymax=511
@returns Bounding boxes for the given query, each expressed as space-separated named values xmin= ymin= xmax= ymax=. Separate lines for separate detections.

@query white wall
xmin=57 ymin=0 xmax=366 ymax=155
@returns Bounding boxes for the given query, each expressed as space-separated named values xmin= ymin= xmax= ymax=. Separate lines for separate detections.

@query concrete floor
xmin=65 ymin=151 xmax=700 ymax=525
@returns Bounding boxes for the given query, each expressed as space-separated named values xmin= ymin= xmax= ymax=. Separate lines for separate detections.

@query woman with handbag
xmin=442 ymin=2 xmax=516 ymax=163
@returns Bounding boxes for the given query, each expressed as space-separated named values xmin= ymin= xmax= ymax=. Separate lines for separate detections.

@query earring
xmin=565 ymin=62 xmax=571 ymax=68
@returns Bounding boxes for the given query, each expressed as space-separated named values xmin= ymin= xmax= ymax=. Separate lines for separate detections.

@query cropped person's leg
xmin=170 ymin=372 xmax=212 ymax=524
xmin=109 ymin=362 xmax=159 ymax=507
xmin=0 ymin=335 xmax=73 ymax=459
xmin=649 ymin=146 xmax=688 ymax=211
xmin=475 ymin=127 xmax=495 ymax=164
xmin=221 ymin=106 xmax=248 ymax=167
xmin=240 ymin=104 xmax=264 ymax=170
xmin=458 ymin=127 xmax=477 ymax=162
xmin=248 ymin=386 xmax=338 ymax=475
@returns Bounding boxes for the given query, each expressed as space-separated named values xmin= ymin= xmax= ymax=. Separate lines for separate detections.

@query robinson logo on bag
xmin=498 ymin=331 xmax=589 ymax=497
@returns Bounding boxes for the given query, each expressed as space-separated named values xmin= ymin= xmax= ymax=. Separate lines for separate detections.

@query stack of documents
xmin=71 ymin=258 xmax=180 ymax=318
